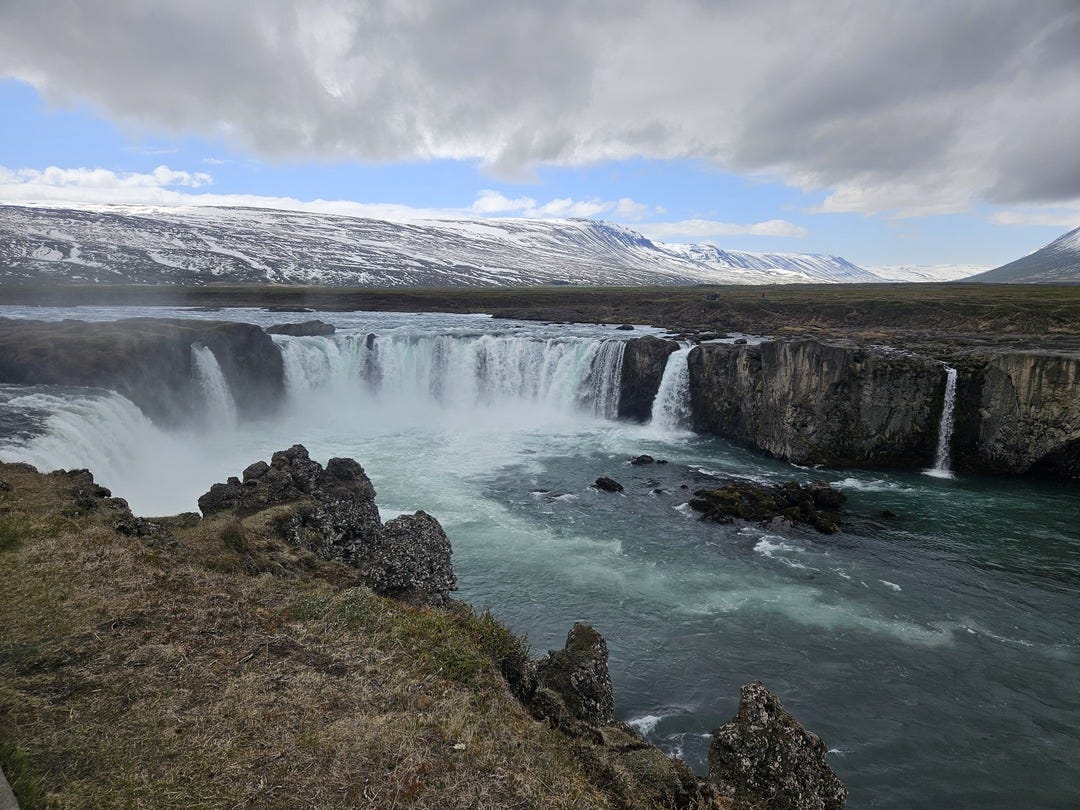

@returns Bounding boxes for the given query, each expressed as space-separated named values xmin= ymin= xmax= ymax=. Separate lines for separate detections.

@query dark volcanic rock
xmin=0 ymin=317 xmax=284 ymax=424
xmin=265 ymin=320 xmax=336 ymax=337
xmin=709 ymin=681 xmax=847 ymax=809
xmin=197 ymin=445 xmax=455 ymax=602
xmin=616 ymin=323 xmax=635 ymax=330
xmin=367 ymin=511 xmax=456 ymax=604
xmin=619 ymin=335 xmax=680 ymax=422
xmin=690 ymin=479 xmax=845 ymax=533
xmin=594 ymin=477 xmax=624 ymax=493
xmin=688 ymin=340 xmax=945 ymax=468
xmin=630 ymin=454 xmax=655 ymax=465
xmin=535 ymin=623 xmax=615 ymax=726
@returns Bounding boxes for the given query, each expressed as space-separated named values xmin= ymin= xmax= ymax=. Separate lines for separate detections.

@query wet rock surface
xmin=594 ymin=476 xmax=625 ymax=493
xmin=709 ymin=681 xmax=847 ymax=809
xmin=690 ymin=479 xmax=845 ymax=534
xmin=619 ymin=335 xmax=680 ymax=422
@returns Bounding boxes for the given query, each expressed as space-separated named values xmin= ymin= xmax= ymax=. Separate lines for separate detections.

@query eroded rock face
xmin=690 ymin=480 xmax=845 ymax=534
xmin=0 ymin=317 xmax=284 ymax=423
xmin=619 ymin=335 xmax=680 ymax=422
xmin=688 ymin=340 xmax=944 ymax=468
xmin=709 ymin=681 xmax=846 ymax=809
xmin=197 ymin=445 xmax=454 ymax=602
xmin=961 ymin=351 xmax=1080 ymax=477
xmin=535 ymin=622 xmax=615 ymax=726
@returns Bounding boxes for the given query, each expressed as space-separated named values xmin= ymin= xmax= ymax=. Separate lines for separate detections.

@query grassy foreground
xmin=0 ymin=461 xmax=693 ymax=809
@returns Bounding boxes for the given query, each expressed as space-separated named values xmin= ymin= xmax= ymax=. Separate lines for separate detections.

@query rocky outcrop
xmin=198 ymin=445 xmax=455 ymax=603
xmin=535 ymin=623 xmax=615 ymax=726
xmin=594 ymin=476 xmax=624 ymax=493
xmin=0 ymin=317 xmax=284 ymax=423
xmin=688 ymin=340 xmax=945 ymax=468
xmin=709 ymin=682 xmax=846 ymax=809
xmin=265 ymin=320 xmax=336 ymax=336
xmin=690 ymin=480 xmax=845 ymax=534
xmin=955 ymin=351 xmax=1080 ymax=477
xmin=619 ymin=335 xmax=680 ymax=421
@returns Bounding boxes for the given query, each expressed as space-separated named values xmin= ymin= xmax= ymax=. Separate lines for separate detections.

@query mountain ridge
xmin=969 ymin=225 xmax=1080 ymax=283
xmin=0 ymin=202 xmax=882 ymax=287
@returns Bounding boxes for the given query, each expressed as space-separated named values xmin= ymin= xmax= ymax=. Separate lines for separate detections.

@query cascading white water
xmin=274 ymin=333 xmax=625 ymax=418
xmin=925 ymin=365 xmax=958 ymax=479
xmin=191 ymin=344 xmax=238 ymax=426
xmin=649 ymin=346 xmax=693 ymax=432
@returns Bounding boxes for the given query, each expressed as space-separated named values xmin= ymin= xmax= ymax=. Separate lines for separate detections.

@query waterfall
xmin=272 ymin=333 xmax=625 ymax=418
xmin=650 ymin=346 xmax=693 ymax=432
xmin=191 ymin=344 xmax=238 ymax=426
xmin=925 ymin=365 xmax=958 ymax=479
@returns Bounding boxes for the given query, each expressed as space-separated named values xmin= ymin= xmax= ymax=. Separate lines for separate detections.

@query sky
xmin=1 ymin=0 xmax=1078 ymax=269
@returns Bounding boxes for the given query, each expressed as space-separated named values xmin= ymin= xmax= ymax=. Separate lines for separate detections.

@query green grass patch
xmin=0 ymin=739 xmax=47 ymax=809
xmin=0 ymin=515 xmax=29 ymax=552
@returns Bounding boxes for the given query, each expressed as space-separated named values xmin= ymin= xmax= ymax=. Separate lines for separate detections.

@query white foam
xmin=626 ymin=714 xmax=667 ymax=735
xmin=879 ymin=580 xmax=902 ymax=592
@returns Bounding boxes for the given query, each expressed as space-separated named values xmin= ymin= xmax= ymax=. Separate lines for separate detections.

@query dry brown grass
xmin=0 ymin=463 xmax=615 ymax=808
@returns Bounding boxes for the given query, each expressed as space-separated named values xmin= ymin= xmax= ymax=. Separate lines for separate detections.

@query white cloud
xmin=469 ymin=188 xmax=651 ymax=220
xmin=470 ymin=189 xmax=536 ymax=214
xmin=0 ymin=164 xmax=212 ymax=190
xmin=0 ymin=2 xmax=1075 ymax=216
xmin=637 ymin=218 xmax=808 ymax=240
xmin=988 ymin=207 xmax=1080 ymax=229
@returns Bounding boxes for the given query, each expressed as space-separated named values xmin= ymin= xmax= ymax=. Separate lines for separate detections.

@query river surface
xmin=1 ymin=305 xmax=1078 ymax=808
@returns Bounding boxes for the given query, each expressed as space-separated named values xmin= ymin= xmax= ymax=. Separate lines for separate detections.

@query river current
xmin=1 ymin=306 xmax=1077 ymax=808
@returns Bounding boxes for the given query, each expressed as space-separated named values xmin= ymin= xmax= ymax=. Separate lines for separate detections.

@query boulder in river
xmin=594 ymin=477 xmax=625 ymax=493
xmin=690 ymin=479 xmax=845 ymax=533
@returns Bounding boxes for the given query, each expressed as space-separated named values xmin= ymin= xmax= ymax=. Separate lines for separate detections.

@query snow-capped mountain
xmin=968 ymin=225 xmax=1080 ymax=283
xmin=0 ymin=203 xmax=882 ymax=286
xmin=867 ymin=264 xmax=990 ymax=283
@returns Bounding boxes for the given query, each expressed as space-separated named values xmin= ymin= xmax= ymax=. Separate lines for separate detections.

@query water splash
xmin=191 ymin=344 xmax=239 ymax=427
xmin=650 ymin=346 xmax=693 ymax=432
xmin=924 ymin=365 xmax=958 ymax=479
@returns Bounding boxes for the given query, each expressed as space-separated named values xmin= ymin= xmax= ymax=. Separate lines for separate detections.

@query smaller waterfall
xmin=924 ymin=365 xmax=958 ymax=479
xmin=583 ymin=340 xmax=627 ymax=419
xmin=191 ymin=344 xmax=238 ymax=426
xmin=650 ymin=346 xmax=693 ymax=432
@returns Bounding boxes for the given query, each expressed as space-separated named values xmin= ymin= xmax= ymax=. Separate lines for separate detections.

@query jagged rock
xmin=535 ymin=623 xmax=615 ymax=726
xmin=197 ymin=446 xmax=455 ymax=602
xmin=690 ymin=479 xmax=845 ymax=534
xmin=708 ymin=681 xmax=846 ymax=809
xmin=0 ymin=479 xmax=11 ymax=492
xmin=365 ymin=511 xmax=456 ymax=604
xmin=619 ymin=335 xmax=681 ymax=422
xmin=265 ymin=320 xmax=336 ymax=337
xmin=594 ymin=477 xmax=624 ymax=493
xmin=114 ymin=516 xmax=165 ymax=537
xmin=630 ymin=454 xmax=655 ymax=465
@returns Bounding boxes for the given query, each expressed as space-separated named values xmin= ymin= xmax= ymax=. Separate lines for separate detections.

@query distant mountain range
xmin=0 ymin=203 xmax=885 ymax=286
xmin=969 ymin=225 xmax=1080 ymax=283
xmin=866 ymin=264 xmax=990 ymax=283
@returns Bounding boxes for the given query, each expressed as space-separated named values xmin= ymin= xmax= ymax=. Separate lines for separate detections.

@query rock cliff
xmin=0 ymin=317 xmax=283 ymax=423
xmin=954 ymin=350 xmax=1080 ymax=477
xmin=687 ymin=340 xmax=945 ymax=468
xmin=619 ymin=335 xmax=680 ymax=421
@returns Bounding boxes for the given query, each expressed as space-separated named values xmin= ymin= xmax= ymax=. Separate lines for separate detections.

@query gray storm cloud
xmin=1 ymin=0 xmax=1077 ymax=214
